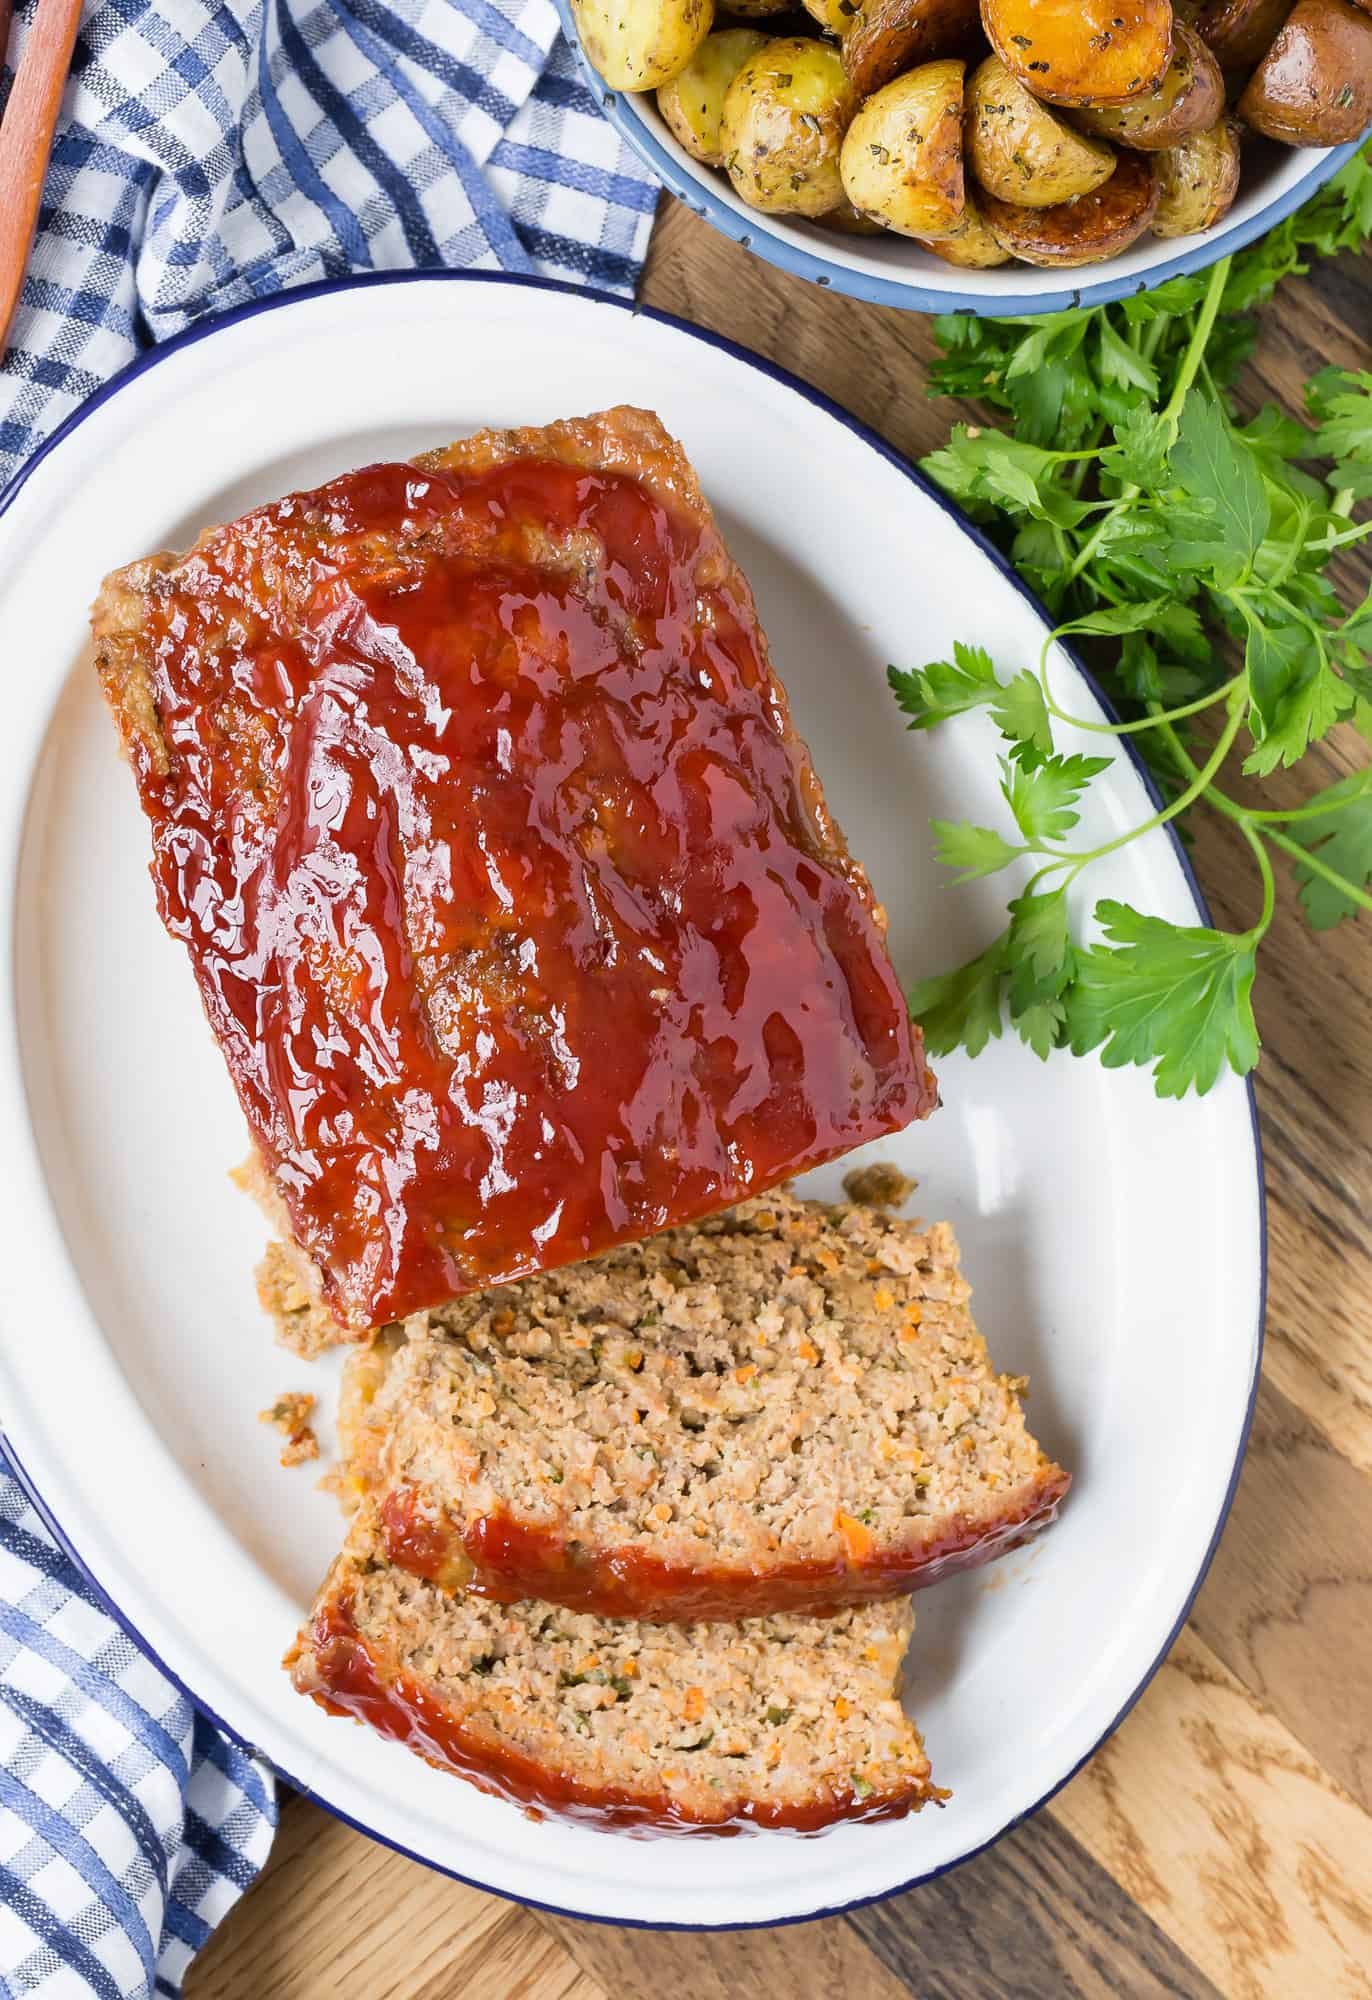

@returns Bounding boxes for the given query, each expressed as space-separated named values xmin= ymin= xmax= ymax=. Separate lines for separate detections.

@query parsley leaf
xmin=1000 ymin=752 xmax=1113 ymax=843
xmin=907 ymin=934 xmax=1008 ymax=1058
xmin=1067 ymin=903 xmax=1261 ymax=1099
xmin=1289 ymin=778 xmax=1372 ymax=929
xmin=930 ymin=820 xmax=1021 ymax=880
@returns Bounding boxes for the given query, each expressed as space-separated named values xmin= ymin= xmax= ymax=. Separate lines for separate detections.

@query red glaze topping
xmin=379 ymin=1472 xmax=1071 ymax=1621
xmin=121 ymin=449 xmax=931 ymax=1328
xmin=297 ymin=1604 xmax=935 ymax=1835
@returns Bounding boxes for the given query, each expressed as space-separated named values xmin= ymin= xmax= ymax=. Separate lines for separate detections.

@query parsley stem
xmin=1036 ymin=653 xmax=1240 ymax=737
xmin=1265 ymin=827 xmax=1372 ymax=914
xmin=1064 ymin=687 xmax=1247 ymax=865
xmin=1237 ymin=818 xmax=1277 ymax=941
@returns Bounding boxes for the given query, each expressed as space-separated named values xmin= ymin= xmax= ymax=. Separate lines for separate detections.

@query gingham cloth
xmin=0 ymin=1461 xmax=276 ymax=1997
xmin=0 ymin=0 xmax=658 ymax=1986
xmin=0 ymin=0 xmax=659 ymax=489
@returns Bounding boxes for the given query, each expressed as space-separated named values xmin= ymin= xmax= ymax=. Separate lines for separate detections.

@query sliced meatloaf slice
xmin=289 ymin=1501 xmax=939 ymax=1833
xmin=336 ymin=1185 xmax=1068 ymax=1620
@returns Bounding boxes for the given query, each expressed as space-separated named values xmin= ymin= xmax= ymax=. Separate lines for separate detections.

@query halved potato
xmin=981 ymin=0 xmax=1174 ymax=106
xmin=571 ymin=0 xmax=713 ymax=90
xmin=1194 ymin=0 xmax=1289 ymax=65
xmin=1069 ymin=24 xmax=1223 ymax=146
xmin=841 ymin=0 xmax=979 ymax=98
xmin=840 ymin=59 xmax=966 ymax=237
xmin=1238 ymin=0 xmax=1372 ymax=145
xmin=981 ymin=150 xmax=1160 ymax=263
xmin=657 ymin=28 xmax=770 ymax=164
xmin=917 ymin=189 xmax=1013 ymax=262
xmin=721 ymin=38 xmax=858 ymax=216
xmin=1152 ymin=116 xmax=1241 ymax=234
xmin=965 ymin=53 xmax=1116 ymax=206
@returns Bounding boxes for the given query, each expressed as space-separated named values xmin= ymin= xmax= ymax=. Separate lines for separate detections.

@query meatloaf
xmin=290 ymin=1500 xmax=939 ymax=1833
xmin=326 ymin=1186 xmax=1068 ymax=1620
xmin=93 ymin=407 xmax=935 ymax=1335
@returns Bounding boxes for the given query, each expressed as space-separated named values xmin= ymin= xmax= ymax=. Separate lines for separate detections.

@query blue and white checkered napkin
xmin=0 ymin=0 xmax=659 ymax=490
xmin=0 ymin=1461 xmax=276 ymax=1996
xmin=0 ymin=0 xmax=660 ymax=1987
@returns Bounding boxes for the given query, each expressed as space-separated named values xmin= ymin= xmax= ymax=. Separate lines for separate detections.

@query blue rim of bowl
xmin=552 ymin=8 xmax=1362 ymax=319
xmin=0 ymin=267 xmax=1267 ymax=1929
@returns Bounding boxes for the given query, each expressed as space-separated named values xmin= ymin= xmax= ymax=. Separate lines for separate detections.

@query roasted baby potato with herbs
xmin=1068 ymin=23 xmax=1223 ymax=147
xmin=815 ymin=197 xmax=888 ymax=232
xmin=1238 ymin=0 xmax=1372 ymax=146
xmin=980 ymin=150 xmax=1160 ymax=263
xmin=1152 ymin=116 xmax=1241 ymax=234
xmin=981 ymin=0 xmax=1175 ymax=106
xmin=841 ymin=0 xmax=979 ymax=98
xmin=1193 ymin=0 xmax=1289 ymax=65
xmin=720 ymin=0 xmax=789 ymax=13
xmin=570 ymin=0 xmax=713 ymax=90
xmin=657 ymin=28 xmax=770 ymax=164
xmin=917 ymin=188 xmax=1011 ymax=261
xmin=803 ymin=0 xmax=861 ymax=33
xmin=965 ymin=53 xmax=1116 ymax=206
xmin=722 ymin=39 xmax=858 ymax=216
xmin=840 ymin=59 xmax=966 ymax=236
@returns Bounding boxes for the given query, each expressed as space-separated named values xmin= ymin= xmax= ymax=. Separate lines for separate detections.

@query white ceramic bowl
xmin=0 ymin=273 xmax=1263 ymax=1926
xmin=553 ymin=10 xmax=1364 ymax=317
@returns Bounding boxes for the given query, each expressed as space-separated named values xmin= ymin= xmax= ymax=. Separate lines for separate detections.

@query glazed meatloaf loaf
xmin=92 ymin=408 xmax=936 ymax=1335
xmin=290 ymin=1499 xmax=940 ymax=1833
xmin=327 ymin=1187 xmax=1069 ymax=1620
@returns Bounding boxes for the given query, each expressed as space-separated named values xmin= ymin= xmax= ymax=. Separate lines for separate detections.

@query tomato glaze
xmin=377 ymin=1473 xmax=1072 ymax=1621
xmin=125 ymin=454 xmax=932 ymax=1328
xmin=298 ymin=1603 xmax=935 ymax=1835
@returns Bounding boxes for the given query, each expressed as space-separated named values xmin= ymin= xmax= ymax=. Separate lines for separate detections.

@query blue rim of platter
xmin=0 ymin=267 xmax=1267 ymax=1928
xmin=552 ymin=8 xmax=1363 ymax=319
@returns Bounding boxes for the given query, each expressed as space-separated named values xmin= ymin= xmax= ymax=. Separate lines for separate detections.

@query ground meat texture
xmin=290 ymin=1503 xmax=939 ymax=1834
xmin=343 ymin=1188 xmax=1069 ymax=1620
xmin=94 ymin=407 xmax=935 ymax=1337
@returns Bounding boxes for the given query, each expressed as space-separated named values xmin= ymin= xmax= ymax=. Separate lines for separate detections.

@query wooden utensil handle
xmin=0 ymin=0 xmax=86 ymax=365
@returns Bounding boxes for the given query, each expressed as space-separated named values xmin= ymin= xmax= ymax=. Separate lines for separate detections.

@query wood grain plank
xmin=848 ymin=1813 xmax=1221 ymax=2000
xmin=544 ymin=1899 xmax=912 ymax=2000
xmin=187 ymin=1796 xmax=605 ymax=2000
xmin=1052 ymin=1627 xmax=1372 ymax=1999
xmin=1189 ymin=1378 xmax=1372 ymax=1814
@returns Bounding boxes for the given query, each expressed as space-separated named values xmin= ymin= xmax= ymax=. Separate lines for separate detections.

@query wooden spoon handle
xmin=0 ymin=0 xmax=85 ymax=365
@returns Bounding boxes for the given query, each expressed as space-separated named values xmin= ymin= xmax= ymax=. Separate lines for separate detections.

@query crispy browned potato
xmin=1069 ymin=24 xmax=1223 ymax=146
xmin=917 ymin=189 xmax=1013 ymax=261
xmin=815 ymin=198 xmax=888 ymax=233
xmin=722 ymin=38 xmax=858 ymax=216
xmin=1238 ymin=0 xmax=1372 ymax=144
xmin=571 ymin=0 xmax=714 ymax=90
xmin=981 ymin=0 xmax=1174 ymax=106
xmin=1194 ymin=0 xmax=1289 ymax=65
xmin=965 ymin=53 xmax=1117 ymax=205
xmin=841 ymin=0 xmax=979 ymax=98
xmin=840 ymin=59 xmax=966 ymax=236
xmin=1152 ymin=116 xmax=1241 ymax=234
xmin=981 ymin=150 xmax=1160 ymax=263
xmin=657 ymin=28 xmax=769 ymax=164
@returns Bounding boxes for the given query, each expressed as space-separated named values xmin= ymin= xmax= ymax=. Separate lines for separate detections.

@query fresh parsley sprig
xmin=896 ymin=144 xmax=1372 ymax=1099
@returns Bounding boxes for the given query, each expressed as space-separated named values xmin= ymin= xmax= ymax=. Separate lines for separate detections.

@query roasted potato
xmin=1152 ymin=116 xmax=1241 ymax=234
xmin=803 ymin=0 xmax=861 ymax=32
xmin=722 ymin=39 xmax=859 ymax=216
xmin=917 ymin=189 xmax=1012 ymax=261
xmin=965 ymin=53 xmax=1116 ymax=205
xmin=1068 ymin=24 xmax=1223 ymax=146
xmin=980 ymin=150 xmax=1160 ymax=263
xmin=981 ymin=0 xmax=1174 ymax=106
xmin=840 ymin=59 xmax=966 ymax=236
xmin=815 ymin=197 xmax=888 ymax=232
xmin=571 ymin=0 xmax=713 ymax=90
xmin=1238 ymin=0 xmax=1372 ymax=145
xmin=657 ymin=28 xmax=770 ymax=164
xmin=841 ymin=0 xmax=979 ymax=98
xmin=721 ymin=0 xmax=789 ymax=14
xmin=1194 ymin=0 xmax=1289 ymax=65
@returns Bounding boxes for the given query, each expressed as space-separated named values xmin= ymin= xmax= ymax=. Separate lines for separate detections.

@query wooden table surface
xmin=188 ymin=201 xmax=1372 ymax=2000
